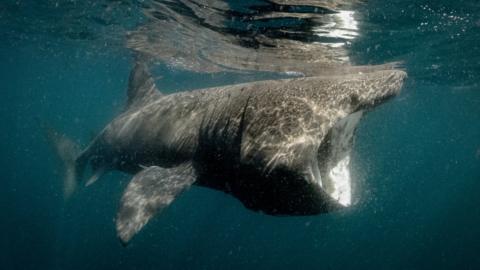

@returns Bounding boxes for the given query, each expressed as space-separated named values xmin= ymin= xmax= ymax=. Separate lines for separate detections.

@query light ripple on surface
xmin=127 ymin=0 xmax=395 ymax=75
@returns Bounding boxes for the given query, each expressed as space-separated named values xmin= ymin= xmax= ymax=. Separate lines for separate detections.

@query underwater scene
xmin=1 ymin=0 xmax=479 ymax=269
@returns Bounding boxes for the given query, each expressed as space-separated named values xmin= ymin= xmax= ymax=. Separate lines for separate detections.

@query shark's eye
xmin=350 ymin=94 xmax=360 ymax=107
xmin=341 ymin=94 xmax=360 ymax=110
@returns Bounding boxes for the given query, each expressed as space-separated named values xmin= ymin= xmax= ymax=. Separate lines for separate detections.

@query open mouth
xmin=317 ymin=110 xmax=363 ymax=207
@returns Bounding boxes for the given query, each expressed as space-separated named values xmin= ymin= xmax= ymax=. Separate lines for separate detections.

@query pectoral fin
xmin=116 ymin=163 xmax=196 ymax=245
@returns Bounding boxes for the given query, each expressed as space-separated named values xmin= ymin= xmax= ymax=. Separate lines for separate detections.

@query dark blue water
xmin=1 ymin=1 xmax=479 ymax=269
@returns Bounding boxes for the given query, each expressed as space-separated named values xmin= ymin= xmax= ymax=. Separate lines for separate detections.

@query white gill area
xmin=324 ymin=110 xmax=363 ymax=206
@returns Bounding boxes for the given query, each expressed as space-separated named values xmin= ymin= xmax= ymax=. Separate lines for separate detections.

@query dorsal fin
xmin=126 ymin=57 xmax=163 ymax=109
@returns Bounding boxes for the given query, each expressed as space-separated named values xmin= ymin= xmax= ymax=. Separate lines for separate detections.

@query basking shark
xmin=48 ymin=60 xmax=406 ymax=244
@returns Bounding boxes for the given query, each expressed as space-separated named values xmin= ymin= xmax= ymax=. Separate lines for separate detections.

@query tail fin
xmin=43 ymin=124 xmax=84 ymax=199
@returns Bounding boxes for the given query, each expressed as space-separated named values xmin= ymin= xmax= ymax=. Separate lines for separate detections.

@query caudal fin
xmin=43 ymin=124 xmax=84 ymax=199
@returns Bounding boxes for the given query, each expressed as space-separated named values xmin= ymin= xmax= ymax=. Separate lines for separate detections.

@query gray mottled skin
xmin=61 ymin=62 xmax=406 ymax=244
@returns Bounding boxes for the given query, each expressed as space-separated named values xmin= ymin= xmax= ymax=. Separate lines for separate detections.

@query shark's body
xmin=51 ymin=62 xmax=406 ymax=244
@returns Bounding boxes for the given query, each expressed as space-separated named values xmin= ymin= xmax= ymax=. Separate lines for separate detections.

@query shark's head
xmin=314 ymin=69 xmax=407 ymax=209
xmin=344 ymin=69 xmax=408 ymax=113
xmin=231 ymin=69 xmax=407 ymax=215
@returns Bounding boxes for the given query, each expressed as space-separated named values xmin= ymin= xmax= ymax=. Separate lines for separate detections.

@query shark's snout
xmin=386 ymin=69 xmax=408 ymax=95
xmin=355 ymin=69 xmax=408 ymax=110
